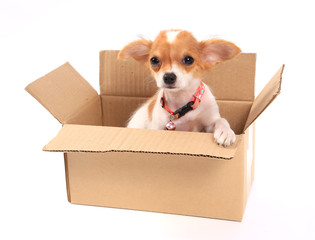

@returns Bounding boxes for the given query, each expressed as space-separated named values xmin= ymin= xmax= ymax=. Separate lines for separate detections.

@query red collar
xmin=160 ymin=81 xmax=205 ymax=119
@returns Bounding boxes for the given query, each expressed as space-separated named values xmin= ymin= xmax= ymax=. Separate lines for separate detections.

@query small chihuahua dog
xmin=118 ymin=30 xmax=241 ymax=147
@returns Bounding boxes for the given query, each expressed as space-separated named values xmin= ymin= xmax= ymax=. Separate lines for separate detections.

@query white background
xmin=1 ymin=0 xmax=315 ymax=239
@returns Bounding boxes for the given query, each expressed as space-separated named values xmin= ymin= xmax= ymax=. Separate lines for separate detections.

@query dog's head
xmin=118 ymin=30 xmax=241 ymax=91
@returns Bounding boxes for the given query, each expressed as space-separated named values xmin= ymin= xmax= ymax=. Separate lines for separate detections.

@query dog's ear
xmin=118 ymin=39 xmax=153 ymax=64
xmin=199 ymin=39 xmax=241 ymax=69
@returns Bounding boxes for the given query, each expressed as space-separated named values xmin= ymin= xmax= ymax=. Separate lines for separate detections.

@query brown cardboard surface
xmin=244 ymin=65 xmax=284 ymax=131
xmin=64 ymin=95 xmax=102 ymax=126
xmin=101 ymin=95 xmax=148 ymax=127
xmin=217 ymin=100 xmax=252 ymax=134
xmin=203 ymin=53 xmax=256 ymax=101
xmin=44 ymin=124 xmax=240 ymax=160
xmin=25 ymin=62 xmax=98 ymax=124
xmin=100 ymin=50 xmax=157 ymax=97
xmin=65 ymin=147 xmax=246 ymax=221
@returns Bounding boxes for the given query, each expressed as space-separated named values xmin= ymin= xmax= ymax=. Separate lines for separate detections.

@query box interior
xmin=99 ymin=51 xmax=256 ymax=135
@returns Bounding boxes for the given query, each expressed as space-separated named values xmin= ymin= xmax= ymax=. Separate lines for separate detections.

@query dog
xmin=118 ymin=30 xmax=241 ymax=147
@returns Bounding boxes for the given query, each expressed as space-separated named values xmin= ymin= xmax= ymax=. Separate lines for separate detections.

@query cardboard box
xmin=25 ymin=50 xmax=284 ymax=221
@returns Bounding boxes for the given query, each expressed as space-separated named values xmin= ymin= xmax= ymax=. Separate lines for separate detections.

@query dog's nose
xmin=163 ymin=72 xmax=177 ymax=85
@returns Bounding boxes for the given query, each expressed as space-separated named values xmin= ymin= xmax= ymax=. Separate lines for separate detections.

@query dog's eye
xmin=183 ymin=56 xmax=194 ymax=65
xmin=150 ymin=57 xmax=160 ymax=66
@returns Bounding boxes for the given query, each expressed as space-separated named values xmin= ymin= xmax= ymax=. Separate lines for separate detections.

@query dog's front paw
xmin=214 ymin=127 xmax=236 ymax=147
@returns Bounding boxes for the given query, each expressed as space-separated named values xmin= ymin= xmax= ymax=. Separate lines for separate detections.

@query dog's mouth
xmin=162 ymin=84 xmax=178 ymax=90
xmin=162 ymin=86 xmax=180 ymax=91
xmin=165 ymin=86 xmax=176 ymax=89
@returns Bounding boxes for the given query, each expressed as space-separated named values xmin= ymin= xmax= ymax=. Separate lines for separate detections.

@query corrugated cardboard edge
xmin=63 ymin=154 xmax=71 ymax=203
xmin=43 ymin=124 xmax=241 ymax=160
xmin=243 ymin=65 xmax=284 ymax=131
xmin=48 ymin=149 xmax=235 ymax=160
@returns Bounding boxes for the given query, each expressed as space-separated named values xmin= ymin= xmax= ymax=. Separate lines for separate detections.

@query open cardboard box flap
xmin=43 ymin=124 xmax=240 ymax=160
xmin=25 ymin=63 xmax=100 ymax=124
xmin=243 ymin=65 xmax=284 ymax=131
